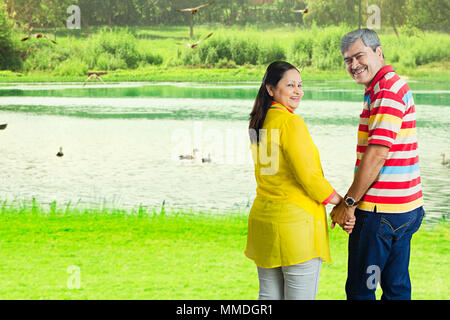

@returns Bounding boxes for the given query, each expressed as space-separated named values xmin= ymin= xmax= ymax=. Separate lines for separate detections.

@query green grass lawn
xmin=0 ymin=204 xmax=448 ymax=300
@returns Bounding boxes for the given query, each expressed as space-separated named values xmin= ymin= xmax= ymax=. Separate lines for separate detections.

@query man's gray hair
xmin=340 ymin=28 xmax=382 ymax=54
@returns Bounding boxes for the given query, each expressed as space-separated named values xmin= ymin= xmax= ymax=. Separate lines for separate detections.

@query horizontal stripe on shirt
xmin=366 ymin=183 xmax=422 ymax=197
xmin=362 ymin=190 xmax=423 ymax=204
xmin=370 ymin=177 xmax=421 ymax=190
xmin=355 ymin=65 xmax=423 ymax=213
xmin=358 ymin=197 xmax=424 ymax=213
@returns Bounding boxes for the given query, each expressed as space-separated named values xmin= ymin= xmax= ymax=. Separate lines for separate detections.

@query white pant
xmin=257 ymin=258 xmax=322 ymax=300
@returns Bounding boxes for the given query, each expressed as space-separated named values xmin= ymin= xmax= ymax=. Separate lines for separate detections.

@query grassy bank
xmin=1 ymin=62 xmax=449 ymax=83
xmin=2 ymin=25 xmax=449 ymax=83
xmin=0 ymin=203 xmax=448 ymax=300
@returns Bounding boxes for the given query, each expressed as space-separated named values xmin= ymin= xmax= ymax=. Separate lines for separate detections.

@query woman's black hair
xmin=249 ymin=61 xmax=299 ymax=144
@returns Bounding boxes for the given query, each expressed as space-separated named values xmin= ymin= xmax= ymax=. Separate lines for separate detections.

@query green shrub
xmin=92 ymin=28 xmax=140 ymax=69
xmin=205 ymin=47 xmax=219 ymax=65
xmin=230 ymin=38 xmax=248 ymax=65
xmin=0 ymin=1 xmax=21 ymax=70
xmin=215 ymin=58 xmax=237 ymax=69
xmin=22 ymin=42 xmax=66 ymax=72
xmin=139 ymin=51 xmax=163 ymax=66
xmin=258 ymin=42 xmax=286 ymax=65
xmin=292 ymin=33 xmax=314 ymax=67
xmin=95 ymin=52 xmax=127 ymax=70
xmin=381 ymin=33 xmax=450 ymax=69
xmin=179 ymin=35 xmax=286 ymax=67
xmin=53 ymin=57 xmax=88 ymax=76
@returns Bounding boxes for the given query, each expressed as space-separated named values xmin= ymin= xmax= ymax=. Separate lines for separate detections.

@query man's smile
xmin=352 ymin=66 xmax=367 ymax=76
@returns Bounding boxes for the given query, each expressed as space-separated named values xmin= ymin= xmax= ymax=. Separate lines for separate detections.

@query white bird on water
xmin=56 ymin=147 xmax=64 ymax=157
xmin=202 ymin=153 xmax=211 ymax=163
xmin=179 ymin=148 xmax=199 ymax=160
xmin=441 ymin=153 xmax=450 ymax=166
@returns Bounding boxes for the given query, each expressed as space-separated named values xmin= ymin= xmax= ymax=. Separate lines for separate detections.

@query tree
xmin=405 ymin=0 xmax=450 ymax=32
xmin=381 ymin=0 xmax=407 ymax=37
xmin=0 ymin=0 xmax=21 ymax=70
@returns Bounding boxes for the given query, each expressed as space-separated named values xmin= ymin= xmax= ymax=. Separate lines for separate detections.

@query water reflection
xmin=0 ymin=82 xmax=448 ymax=223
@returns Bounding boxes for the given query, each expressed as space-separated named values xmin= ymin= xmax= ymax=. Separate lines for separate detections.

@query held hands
xmin=330 ymin=201 xmax=356 ymax=235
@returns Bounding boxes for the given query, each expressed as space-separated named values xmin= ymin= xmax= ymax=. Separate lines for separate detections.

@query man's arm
xmin=330 ymin=144 xmax=389 ymax=230
xmin=346 ymin=144 xmax=389 ymax=202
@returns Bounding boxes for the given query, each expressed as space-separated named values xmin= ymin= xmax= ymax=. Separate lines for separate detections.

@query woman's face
xmin=266 ymin=69 xmax=303 ymax=112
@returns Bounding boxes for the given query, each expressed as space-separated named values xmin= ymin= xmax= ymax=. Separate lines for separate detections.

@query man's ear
xmin=265 ymin=84 xmax=273 ymax=97
xmin=376 ymin=46 xmax=384 ymax=59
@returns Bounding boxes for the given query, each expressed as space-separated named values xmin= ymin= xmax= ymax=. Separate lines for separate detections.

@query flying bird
xmin=21 ymin=33 xmax=57 ymax=44
xmin=177 ymin=32 xmax=213 ymax=49
xmin=176 ymin=2 xmax=214 ymax=15
xmin=0 ymin=123 xmax=7 ymax=130
xmin=82 ymin=73 xmax=105 ymax=87
xmin=291 ymin=8 xmax=309 ymax=14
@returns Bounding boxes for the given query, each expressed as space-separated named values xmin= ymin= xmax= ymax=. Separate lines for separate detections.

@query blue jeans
xmin=346 ymin=206 xmax=425 ymax=300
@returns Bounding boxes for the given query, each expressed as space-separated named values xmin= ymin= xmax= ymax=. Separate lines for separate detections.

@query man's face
xmin=343 ymin=39 xmax=385 ymax=87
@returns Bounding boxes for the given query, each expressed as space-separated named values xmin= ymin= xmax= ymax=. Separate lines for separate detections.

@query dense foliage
xmin=3 ymin=0 xmax=449 ymax=31
xmin=0 ymin=0 xmax=21 ymax=70
xmin=1 ymin=0 xmax=448 ymax=73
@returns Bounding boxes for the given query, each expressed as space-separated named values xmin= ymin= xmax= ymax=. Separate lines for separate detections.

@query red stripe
xmin=384 ymin=74 xmax=401 ymax=89
xmin=390 ymin=142 xmax=418 ymax=152
xmin=401 ymin=120 xmax=416 ymax=129
xmin=371 ymin=106 xmax=404 ymax=118
xmin=368 ymin=139 xmax=392 ymax=148
xmin=404 ymin=105 xmax=415 ymax=115
xmin=362 ymin=190 xmax=423 ymax=204
xmin=359 ymin=124 xmax=368 ymax=132
xmin=357 ymin=145 xmax=367 ymax=153
xmin=369 ymin=128 xmax=397 ymax=139
xmin=358 ymin=142 xmax=418 ymax=153
xmin=383 ymin=156 xmax=419 ymax=166
xmin=370 ymin=177 xmax=421 ymax=190
xmin=360 ymin=110 xmax=370 ymax=117
xmin=396 ymin=83 xmax=411 ymax=98
xmin=373 ymin=90 xmax=405 ymax=105
xmin=355 ymin=156 xmax=418 ymax=167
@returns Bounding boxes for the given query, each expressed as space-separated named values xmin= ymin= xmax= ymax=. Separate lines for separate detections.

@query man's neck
xmin=364 ymin=62 xmax=387 ymax=89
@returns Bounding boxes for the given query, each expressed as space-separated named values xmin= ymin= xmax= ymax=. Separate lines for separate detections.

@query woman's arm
xmin=328 ymin=192 xmax=343 ymax=205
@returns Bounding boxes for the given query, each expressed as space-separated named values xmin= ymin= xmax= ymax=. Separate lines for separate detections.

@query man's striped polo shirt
xmin=356 ymin=65 xmax=424 ymax=213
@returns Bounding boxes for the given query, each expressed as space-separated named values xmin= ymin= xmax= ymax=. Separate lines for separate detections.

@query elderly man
xmin=331 ymin=29 xmax=425 ymax=300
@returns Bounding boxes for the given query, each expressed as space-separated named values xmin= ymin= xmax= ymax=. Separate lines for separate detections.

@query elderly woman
xmin=245 ymin=61 xmax=349 ymax=300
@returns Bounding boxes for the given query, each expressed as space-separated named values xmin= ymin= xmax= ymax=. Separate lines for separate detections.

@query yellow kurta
xmin=245 ymin=101 xmax=335 ymax=268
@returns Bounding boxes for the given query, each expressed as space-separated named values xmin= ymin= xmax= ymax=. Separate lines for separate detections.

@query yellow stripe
xmin=358 ymin=130 xmax=369 ymax=140
xmin=369 ymin=113 xmax=402 ymax=126
xmin=358 ymin=197 xmax=424 ymax=213
xmin=397 ymin=128 xmax=416 ymax=137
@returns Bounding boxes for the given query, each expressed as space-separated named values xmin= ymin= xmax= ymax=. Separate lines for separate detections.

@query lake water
xmin=0 ymin=80 xmax=449 ymax=223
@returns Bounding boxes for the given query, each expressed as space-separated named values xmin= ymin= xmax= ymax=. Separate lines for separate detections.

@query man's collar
xmin=365 ymin=65 xmax=394 ymax=93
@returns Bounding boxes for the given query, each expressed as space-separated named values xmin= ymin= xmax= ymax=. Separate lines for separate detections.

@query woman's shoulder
xmin=281 ymin=113 xmax=307 ymax=130
xmin=264 ymin=112 xmax=306 ymax=131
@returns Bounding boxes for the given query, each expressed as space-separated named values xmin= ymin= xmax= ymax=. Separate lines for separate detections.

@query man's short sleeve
xmin=368 ymin=90 xmax=406 ymax=148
